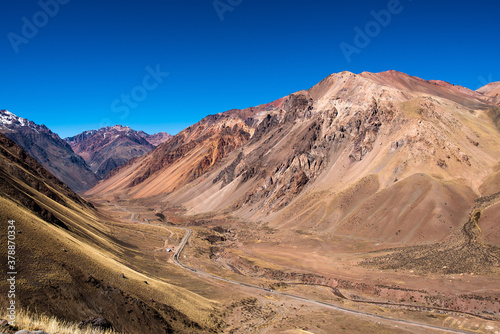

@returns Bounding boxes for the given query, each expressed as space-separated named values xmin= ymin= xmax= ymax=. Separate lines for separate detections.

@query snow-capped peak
xmin=0 ymin=110 xmax=29 ymax=127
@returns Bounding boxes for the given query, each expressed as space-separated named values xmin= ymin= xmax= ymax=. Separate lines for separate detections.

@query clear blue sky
xmin=0 ymin=0 xmax=499 ymax=138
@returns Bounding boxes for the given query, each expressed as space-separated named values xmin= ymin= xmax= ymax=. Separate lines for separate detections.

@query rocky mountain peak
xmin=0 ymin=110 xmax=98 ymax=192
xmin=109 ymin=124 xmax=132 ymax=132
xmin=65 ymin=125 xmax=171 ymax=179
xmin=1 ymin=109 xmax=43 ymax=131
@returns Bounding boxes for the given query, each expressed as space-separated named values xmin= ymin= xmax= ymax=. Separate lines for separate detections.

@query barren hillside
xmin=88 ymin=71 xmax=500 ymax=249
xmin=0 ymin=133 xmax=220 ymax=333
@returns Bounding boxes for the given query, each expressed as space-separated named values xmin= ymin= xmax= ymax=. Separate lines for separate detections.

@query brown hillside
xmin=88 ymin=71 xmax=500 ymax=249
xmin=0 ymin=133 xmax=220 ymax=333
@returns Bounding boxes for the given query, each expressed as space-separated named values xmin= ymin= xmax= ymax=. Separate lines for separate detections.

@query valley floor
xmin=93 ymin=197 xmax=500 ymax=334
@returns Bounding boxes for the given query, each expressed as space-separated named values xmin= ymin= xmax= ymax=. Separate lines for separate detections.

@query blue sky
xmin=0 ymin=0 xmax=499 ymax=138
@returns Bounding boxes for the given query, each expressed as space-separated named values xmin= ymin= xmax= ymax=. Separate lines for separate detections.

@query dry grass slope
xmin=0 ymin=134 xmax=221 ymax=333
xmin=1 ymin=309 xmax=115 ymax=334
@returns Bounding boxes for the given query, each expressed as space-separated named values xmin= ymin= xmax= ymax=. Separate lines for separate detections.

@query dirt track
xmin=113 ymin=204 xmax=481 ymax=333
xmin=172 ymin=226 xmax=477 ymax=334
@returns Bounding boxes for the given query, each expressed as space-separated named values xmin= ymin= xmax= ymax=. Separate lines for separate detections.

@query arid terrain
xmin=0 ymin=110 xmax=99 ymax=192
xmin=65 ymin=125 xmax=171 ymax=178
xmin=1 ymin=70 xmax=500 ymax=333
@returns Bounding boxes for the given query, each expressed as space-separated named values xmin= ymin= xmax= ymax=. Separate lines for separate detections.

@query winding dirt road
xmin=114 ymin=204 xmax=478 ymax=333
xmin=172 ymin=227 xmax=478 ymax=334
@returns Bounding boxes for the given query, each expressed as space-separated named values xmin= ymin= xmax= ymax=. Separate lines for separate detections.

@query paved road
xmin=172 ymin=226 xmax=476 ymax=334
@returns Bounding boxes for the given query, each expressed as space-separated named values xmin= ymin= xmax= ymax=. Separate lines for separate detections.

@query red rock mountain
xmin=65 ymin=125 xmax=171 ymax=179
xmin=88 ymin=71 xmax=500 ymax=248
xmin=477 ymin=81 xmax=500 ymax=105
xmin=0 ymin=110 xmax=99 ymax=192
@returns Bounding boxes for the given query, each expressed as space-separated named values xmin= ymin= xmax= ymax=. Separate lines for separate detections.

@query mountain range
xmin=0 ymin=110 xmax=171 ymax=191
xmin=64 ymin=125 xmax=171 ymax=179
xmin=88 ymin=70 xmax=500 ymax=246
xmin=1 ymin=70 xmax=500 ymax=333
xmin=0 ymin=110 xmax=99 ymax=192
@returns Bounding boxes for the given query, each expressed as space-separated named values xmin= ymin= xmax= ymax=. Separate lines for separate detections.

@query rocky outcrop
xmin=283 ymin=91 xmax=314 ymax=123
xmin=347 ymin=100 xmax=385 ymax=161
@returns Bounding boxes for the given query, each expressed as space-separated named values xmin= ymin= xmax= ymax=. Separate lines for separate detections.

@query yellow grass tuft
xmin=1 ymin=309 xmax=117 ymax=334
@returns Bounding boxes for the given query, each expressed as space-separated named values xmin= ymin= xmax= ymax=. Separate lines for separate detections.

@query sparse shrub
xmin=155 ymin=212 xmax=165 ymax=221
